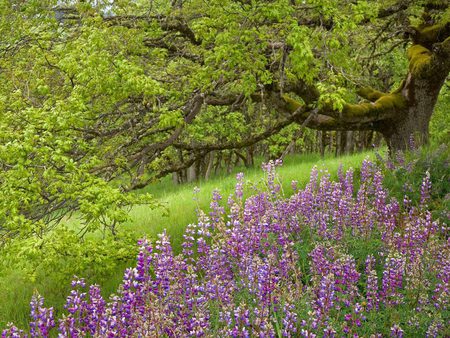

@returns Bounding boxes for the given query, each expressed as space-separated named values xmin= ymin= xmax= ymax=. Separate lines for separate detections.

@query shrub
xmin=376 ymin=143 xmax=449 ymax=223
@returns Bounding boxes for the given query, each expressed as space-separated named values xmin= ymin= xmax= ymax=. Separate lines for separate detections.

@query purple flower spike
xmin=3 ymin=158 xmax=447 ymax=337
xmin=29 ymin=294 xmax=55 ymax=338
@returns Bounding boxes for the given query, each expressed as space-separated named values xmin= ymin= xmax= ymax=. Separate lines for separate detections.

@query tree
xmin=0 ymin=0 xmax=448 ymax=239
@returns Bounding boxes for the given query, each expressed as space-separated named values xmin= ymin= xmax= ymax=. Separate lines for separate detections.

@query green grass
xmin=127 ymin=151 xmax=374 ymax=252
xmin=0 ymin=150 xmax=375 ymax=330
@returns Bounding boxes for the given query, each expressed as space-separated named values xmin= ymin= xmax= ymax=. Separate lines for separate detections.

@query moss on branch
xmin=357 ymin=87 xmax=386 ymax=102
xmin=343 ymin=92 xmax=405 ymax=118
xmin=407 ymin=44 xmax=432 ymax=75
xmin=412 ymin=21 xmax=450 ymax=46
xmin=282 ymin=90 xmax=405 ymax=124
xmin=282 ymin=94 xmax=302 ymax=112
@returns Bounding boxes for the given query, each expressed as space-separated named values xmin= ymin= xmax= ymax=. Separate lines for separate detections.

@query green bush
xmin=376 ymin=144 xmax=449 ymax=223
xmin=0 ymin=227 xmax=139 ymax=327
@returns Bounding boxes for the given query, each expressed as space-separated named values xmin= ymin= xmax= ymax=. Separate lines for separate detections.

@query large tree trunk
xmin=379 ymin=72 xmax=444 ymax=150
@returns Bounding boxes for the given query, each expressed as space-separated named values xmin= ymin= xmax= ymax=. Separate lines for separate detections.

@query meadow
xmin=1 ymin=1 xmax=449 ymax=336
xmin=2 ymin=147 xmax=449 ymax=337
xmin=0 ymin=151 xmax=373 ymax=330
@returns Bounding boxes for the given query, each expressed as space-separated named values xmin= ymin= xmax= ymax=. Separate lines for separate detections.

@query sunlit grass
xmin=128 ymin=151 xmax=374 ymax=252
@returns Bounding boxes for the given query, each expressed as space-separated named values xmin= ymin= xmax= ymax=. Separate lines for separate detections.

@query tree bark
xmin=377 ymin=65 xmax=447 ymax=150
xmin=187 ymin=163 xmax=197 ymax=182
xmin=205 ymin=151 xmax=215 ymax=180
xmin=345 ymin=131 xmax=354 ymax=154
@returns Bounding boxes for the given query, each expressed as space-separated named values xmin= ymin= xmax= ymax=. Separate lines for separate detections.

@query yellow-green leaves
xmin=287 ymin=24 xmax=318 ymax=84
xmin=317 ymin=83 xmax=349 ymax=112
xmin=158 ymin=110 xmax=184 ymax=128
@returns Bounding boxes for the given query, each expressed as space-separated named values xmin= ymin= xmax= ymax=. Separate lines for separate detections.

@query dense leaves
xmin=2 ymin=0 xmax=448 ymax=241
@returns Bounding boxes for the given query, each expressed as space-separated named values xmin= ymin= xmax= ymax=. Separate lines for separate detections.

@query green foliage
xmin=0 ymin=0 xmax=159 ymax=242
xmin=377 ymin=144 xmax=450 ymax=222
xmin=0 ymin=225 xmax=139 ymax=328
xmin=430 ymin=84 xmax=450 ymax=144
xmin=0 ymin=0 xmax=447 ymax=244
xmin=0 ymin=226 xmax=138 ymax=286
xmin=317 ymin=82 xmax=349 ymax=111
xmin=186 ymin=108 xmax=249 ymax=145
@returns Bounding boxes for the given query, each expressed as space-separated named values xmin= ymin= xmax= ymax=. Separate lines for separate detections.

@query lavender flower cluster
xmin=3 ymin=159 xmax=448 ymax=337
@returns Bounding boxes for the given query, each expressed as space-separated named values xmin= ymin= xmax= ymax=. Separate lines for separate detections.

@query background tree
xmin=0 ymin=0 xmax=449 ymax=240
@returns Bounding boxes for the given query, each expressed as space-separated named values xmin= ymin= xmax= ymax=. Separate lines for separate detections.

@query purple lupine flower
xmin=29 ymin=294 xmax=55 ymax=337
xmin=381 ymin=255 xmax=405 ymax=306
xmin=390 ymin=324 xmax=404 ymax=337
xmin=209 ymin=189 xmax=225 ymax=227
xmin=312 ymin=273 xmax=335 ymax=325
xmin=281 ymin=303 xmax=297 ymax=337
xmin=235 ymin=172 xmax=244 ymax=200
xmin=58 ymin=277 xmax=89 ymax=337
xmin=2 ymin=324 xmax=26 ymax=338
xmin=323 ymin=325 xmax=336 ymax=337
xmin=262 ymin=160 xmax=282 ymax=196
xmin=426 ymin=318 xmax=444 ymax=337
xmin=85 ymin=285 xmax=105 ymax=335
xmin=360 ymin=158 xmax=375 ymax=185
xmin=365 ymin=255 xmax=379 ymax=311
xmin=419 ymin=171 xmax=432 ymax=207
xmin=432 ymin=239 xmax=450 ymax=310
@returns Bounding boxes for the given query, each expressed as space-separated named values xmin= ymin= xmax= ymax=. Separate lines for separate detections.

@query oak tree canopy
xmin=0 ymin=0 xmax=448 ymax=240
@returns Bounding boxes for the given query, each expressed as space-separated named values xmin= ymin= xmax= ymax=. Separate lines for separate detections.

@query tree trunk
xmin=187 ymin=163 xmax=197 ymax=182
xmin=329 ymin=132 xmax=334 ymax=153
xmin=205 ymin=151 xmax=215 ymax=180
xmin=172 ymin=172 xmax=180 ymax=185
xmin=318 ymin=131 xmax=325 ymax=157
xmin=345 ymin=131 xmax=354 ymax=154
xmin=246 ymin=146 xmax=254 ymax=167
xmin=335 ymin=131 xmax=341 ymax=157
xmin=378 ymin=70 xmax=445 ymax=151
xmin=214 ymin=152 xmax=222 ymax=175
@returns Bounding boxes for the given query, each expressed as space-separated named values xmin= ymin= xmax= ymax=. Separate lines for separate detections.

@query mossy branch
xmin=343 ymin=93 xmax=406 ymax=120
xmin=356 ymin=87 xmax=387 ymax=102
xmin=281 ymin=94 xmax=303 ymax=112
xmin=411 ymin=21 xmax=450 ymax=47
xmin=407 ymin=44 xmax=432 ymax=75
xmin=280 ymin=91 xmax=402 ymax=130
